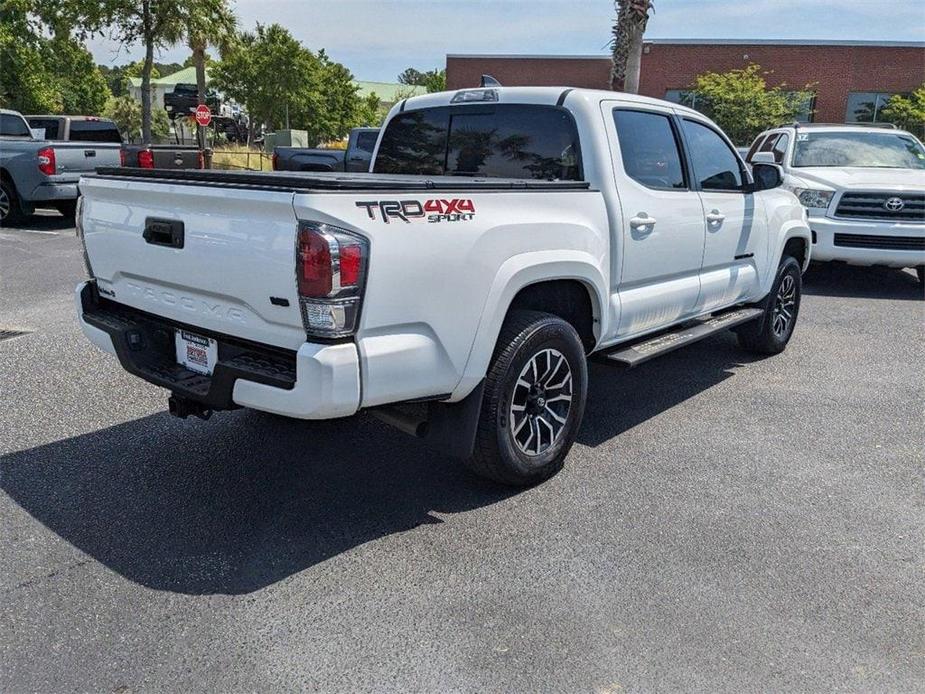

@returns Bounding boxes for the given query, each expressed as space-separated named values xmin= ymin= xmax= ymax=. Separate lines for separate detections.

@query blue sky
xmin=87 ymin=0 xmax=925 ymax=82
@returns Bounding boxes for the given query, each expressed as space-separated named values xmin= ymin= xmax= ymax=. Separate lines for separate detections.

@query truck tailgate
xmin=54 ymin=143 xmax=121 ymax=177
xmin=79 ymin=176 xmax=305 ymax=350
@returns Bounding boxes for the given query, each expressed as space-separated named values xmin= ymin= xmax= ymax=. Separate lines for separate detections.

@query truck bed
xmin=90 ymin=167 xmax=593 ymax=192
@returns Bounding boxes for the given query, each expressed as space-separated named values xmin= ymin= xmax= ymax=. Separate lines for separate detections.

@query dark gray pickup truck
xmin=1 ymin=109 xmax=121 ymax=223
xmin=272 ymin=127 xmax=378 ymax=172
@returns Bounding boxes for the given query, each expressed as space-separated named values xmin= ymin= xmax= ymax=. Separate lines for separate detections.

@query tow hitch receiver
xmin=168 ymin=394 xmax=213 ymax=420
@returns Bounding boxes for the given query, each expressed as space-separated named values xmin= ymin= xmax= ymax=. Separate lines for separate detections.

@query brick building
xmin=446 ymin=40 xmax=925 ymax=125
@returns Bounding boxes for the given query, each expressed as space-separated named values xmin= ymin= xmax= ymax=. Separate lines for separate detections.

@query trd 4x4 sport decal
xmin=356 ymin=199 xmax=475 ymax=224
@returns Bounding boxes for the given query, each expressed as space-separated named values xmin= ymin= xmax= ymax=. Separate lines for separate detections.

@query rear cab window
xmin=27 ymin=118 xmax=61 ymax=139
xmin=374 ymin=104 xmax=582 ymax=180
xmin=69 ymin=120 xmax=123 ymax=143
xmin=355 ymin=131 xmax=378 ymax=153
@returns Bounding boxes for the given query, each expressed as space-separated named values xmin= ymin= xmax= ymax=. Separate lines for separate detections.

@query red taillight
xmin=296 ymin=222 xmax=369 ymax=338
xmin=119 ymin=149 xmax=127 ymax=167
xmin=297 ymin=227 xmax=333 ymax=297
xmin=37 ymin=147 xmax=56 ymax=175
xmin=339 ymin=244 xmax=362 ymax=287
xmin=271 ymin=152 xmax=279 ymax=170
xmin=197 ymin=150 xmax=204 ymax=169
xmin=137 ymin=149 xmax=154 ymax=168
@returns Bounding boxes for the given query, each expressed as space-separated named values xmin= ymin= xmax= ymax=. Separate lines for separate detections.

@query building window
xmin=790 ymin=93 xmax=815 ymax=123
xmin=664 ymin=89 xmax=704 ymax=111
xmin=845 ymin=92 xmax=899 ymax=123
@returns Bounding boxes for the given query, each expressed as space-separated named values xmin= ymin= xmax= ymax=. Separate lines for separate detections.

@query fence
xmin=210 ymin=146 xmax=273 ymax=172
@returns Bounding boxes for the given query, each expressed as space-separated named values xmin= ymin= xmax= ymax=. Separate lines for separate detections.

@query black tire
xmin=55 ymin=199 xmax=77 ymax=219
xmin=0 ymin=177 xmax=23 ymax=226
xmin=466 ymin=310 xmax=588 ymax=486
xmin=916 ymin=266 xmax=924 ymax=288
xmin=736 ymin=255 xmax=802 ymax=355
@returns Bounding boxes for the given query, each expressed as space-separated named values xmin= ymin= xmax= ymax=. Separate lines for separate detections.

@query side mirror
xmin=751 ymin=162 xmax=783 ymax=191
xmin=751 ymin=151 xmax=776 ymax=165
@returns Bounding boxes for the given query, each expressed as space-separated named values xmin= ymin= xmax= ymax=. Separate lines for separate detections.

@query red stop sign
xmin=194 ymin=104 xmax=212 ymax=126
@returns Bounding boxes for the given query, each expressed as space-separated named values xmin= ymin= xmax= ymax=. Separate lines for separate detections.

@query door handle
xmin=706 ymin=210 xmax=726 ymax=224
xmin=629 ymin=213 xmax=656 ymax=229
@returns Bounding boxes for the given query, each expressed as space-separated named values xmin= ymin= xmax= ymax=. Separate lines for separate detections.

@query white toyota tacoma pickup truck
xmin=76 ymin=87 xmax=811 ymax=485
xmin=746 ymin=123 xmax=925 ymax=283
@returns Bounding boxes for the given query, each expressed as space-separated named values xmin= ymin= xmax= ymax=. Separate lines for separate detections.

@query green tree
xmin=0 ymin=1 xmax=109 ymax=114
xmin=182 ymin=0 xmax=236 ymax=158
xmin=103 ymin=94 xmax=169 ymax=142
xmin=104 ymin=0 xmax=184 ymax=143
xmin=47 ymin=36 xmax=110 ymax=114
xmin=212 ymin=24 xmax=314 ymax=138
xmin=880 ymin=86 xmax=925 ymax=137
xmin=398 ymin=67 xmax=446 ymax=93
xmin=691 ymin=64 xmax=813 ymax=144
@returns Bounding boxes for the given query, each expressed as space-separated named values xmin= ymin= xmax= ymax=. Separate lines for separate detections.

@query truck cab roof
xmin=399 ymin=86 xmax=703 ymax=119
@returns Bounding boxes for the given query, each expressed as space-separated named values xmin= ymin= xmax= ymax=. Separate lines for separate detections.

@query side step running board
xmin=604 ymin=307 xmax=764 ymax=367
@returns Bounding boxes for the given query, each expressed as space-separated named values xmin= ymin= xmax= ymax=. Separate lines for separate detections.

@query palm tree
xmin=610 ymin=0 xmax=653 ymax=93
xmin=183 ymin=0 xmax=237 ymax=164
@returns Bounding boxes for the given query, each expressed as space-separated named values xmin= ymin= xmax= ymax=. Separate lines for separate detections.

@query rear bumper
xmin=809 ymin=216 xmax=925 ymax=268
xmin=25 ymin=181 xmax=79 ymax=202
xmin=76 ymin=281 xmax=360 ymax=419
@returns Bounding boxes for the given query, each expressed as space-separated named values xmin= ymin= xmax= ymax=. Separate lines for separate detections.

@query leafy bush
xmin=880 ymin=86 xmax=925 ymax=137
xmin=691 ymin=64 xmax=813 ymax=145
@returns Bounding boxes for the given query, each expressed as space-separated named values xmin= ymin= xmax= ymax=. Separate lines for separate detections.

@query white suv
xmin=746 ymin=123 xmax=925 ymax=284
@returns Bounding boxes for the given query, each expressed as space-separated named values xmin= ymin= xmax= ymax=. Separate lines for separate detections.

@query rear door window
xmin=612 ymin=109 xmax=686 ymax=190
xmin=69 ymin=120 xmax=123 ymax=143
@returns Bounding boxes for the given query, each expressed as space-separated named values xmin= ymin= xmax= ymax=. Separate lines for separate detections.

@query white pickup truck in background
xmin=75 ymin=86 xmax=811 ymax=486
xmin=746 ymin=123 xmax=925 ymax=284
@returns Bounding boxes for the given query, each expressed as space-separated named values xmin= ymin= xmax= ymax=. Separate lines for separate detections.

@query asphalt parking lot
xmin=1 ymin=212 xmax=923 ymax=692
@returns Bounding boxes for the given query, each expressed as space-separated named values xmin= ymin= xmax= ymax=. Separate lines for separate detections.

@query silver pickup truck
xmin=0 ymin=109 xmax=120 ymax=223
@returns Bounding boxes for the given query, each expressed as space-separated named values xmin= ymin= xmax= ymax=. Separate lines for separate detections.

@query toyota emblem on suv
xmin=884 ymin=197 xmax=905 ymax=211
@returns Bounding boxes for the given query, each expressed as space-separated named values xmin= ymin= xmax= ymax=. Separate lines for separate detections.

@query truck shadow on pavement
xmin=1 ymin=210 xmax=74 ymax=232
xmin=579 ymin=332 xmax=757 ymax=448
xmin=3 ymin=334 xmax=758 ymax=596
xmin=1 ymin=413 xmax=514 ymax=595
xmin=802 ymin=263 xmax=924 ymax=300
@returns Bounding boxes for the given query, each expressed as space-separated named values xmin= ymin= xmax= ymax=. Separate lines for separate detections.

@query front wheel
xmin=916 ymin=266 xmax=924 ymax=288
xmin=736 ymin=255 xmax=802 ymax=354
xmin=466 ymin=310 xmax=588 ymax=486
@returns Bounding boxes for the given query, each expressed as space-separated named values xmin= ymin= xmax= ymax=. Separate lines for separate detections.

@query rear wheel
xmin=466 ymin=310 xmax=588 ymax=486
xmin=916 ymin=266 xmax=924 ymax=288
xmin=737 ymin=255 xmax=802 ymax=354
xmin=0 ymin=178 xmax=23 ymax=225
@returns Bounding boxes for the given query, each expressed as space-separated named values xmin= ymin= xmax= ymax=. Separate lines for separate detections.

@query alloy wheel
xmin=0 ymin=187 xmax=9 ymax=221
xmin=509 ymin=347 xmax=573 ymax=456
xmin=772 ymin=274 xmax=796 ymax=338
